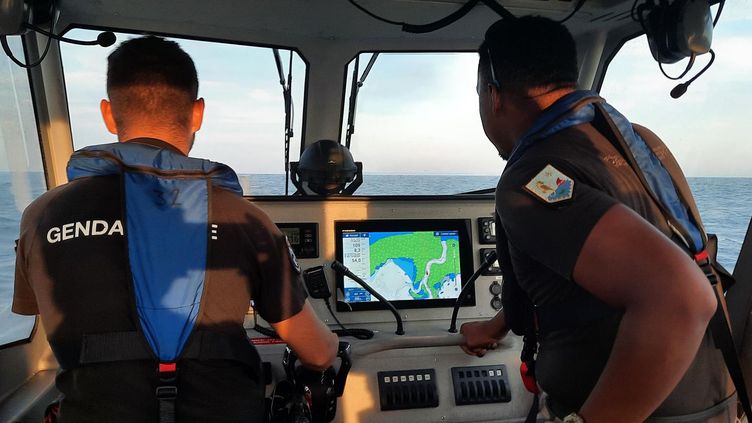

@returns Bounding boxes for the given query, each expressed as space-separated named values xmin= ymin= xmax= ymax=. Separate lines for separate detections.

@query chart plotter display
xmin=335 ymin=220 xmax=474 ymax=311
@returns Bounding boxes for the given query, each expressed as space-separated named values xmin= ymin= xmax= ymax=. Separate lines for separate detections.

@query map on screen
xmin=341 ymin=230 xmax=462 ymax=303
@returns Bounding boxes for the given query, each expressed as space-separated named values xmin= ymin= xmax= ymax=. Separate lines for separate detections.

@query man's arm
xmin=271 ymin=300 xmax=339 ymax=371
xmin=12 ymin=227 xmax=39 ymax=315
xmin=574 ymin=204 xmax=716 ymax=423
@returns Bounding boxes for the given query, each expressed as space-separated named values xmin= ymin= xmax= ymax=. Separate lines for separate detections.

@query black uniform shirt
xmin=496 ymin=123 xmax=728 ymax=417
xmin=12 ymin=140 xmax=307 ymax=423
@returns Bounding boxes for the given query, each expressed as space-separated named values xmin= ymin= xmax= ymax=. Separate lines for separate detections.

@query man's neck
xmin=507 ymin=86 xmax=577 ymax=148
xmin=117 ymin=131 xmax=191 ymax=155
xmin=527 ymin=86 xmax=576 ymax=111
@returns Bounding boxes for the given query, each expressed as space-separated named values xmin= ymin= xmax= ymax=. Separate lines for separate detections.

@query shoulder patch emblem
xmin=524 ymin=164 xmax=574 ymax=204
xmin=285 ymin=237 xmax=301 ymax=274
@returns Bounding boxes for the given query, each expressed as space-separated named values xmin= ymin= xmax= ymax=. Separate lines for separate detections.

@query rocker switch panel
xmin=451 ymin=365 xmax=511 ymax=405
xmin=378 ymin=369 xmax=439 ymax=411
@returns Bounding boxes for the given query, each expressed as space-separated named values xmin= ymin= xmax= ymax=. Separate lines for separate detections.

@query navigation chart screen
xmin=335 ymin=220 xmax=474 ymax=311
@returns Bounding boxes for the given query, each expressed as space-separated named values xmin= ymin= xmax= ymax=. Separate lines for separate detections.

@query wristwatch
xmin=562 ymin=412 xmax=585 ymax=423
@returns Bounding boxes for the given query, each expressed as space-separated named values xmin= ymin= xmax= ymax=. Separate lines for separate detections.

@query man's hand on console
xmin=459 ymin=312 xmax=509 ymax=357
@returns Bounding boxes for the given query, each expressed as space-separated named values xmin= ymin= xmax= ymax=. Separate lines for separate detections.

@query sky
xmin=343 ymin=52 xmax=498 ymax=175
xmin=1 ymin=2 xmax=751 ymax=177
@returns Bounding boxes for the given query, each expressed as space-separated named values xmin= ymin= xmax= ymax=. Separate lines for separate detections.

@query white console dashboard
xmin=245 ymin=196 xmax=535 ymax=423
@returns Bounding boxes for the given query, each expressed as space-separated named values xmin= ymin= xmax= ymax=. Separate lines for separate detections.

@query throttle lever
xmin=333 ymin=342 xmax=352 ymax=397
xmin=281 ymin=341 xmax=352 ymax=422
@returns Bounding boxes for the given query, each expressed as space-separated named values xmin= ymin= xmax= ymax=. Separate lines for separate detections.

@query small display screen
xmin=280 ymin=227 xmax=301 ymax=245
xmin=335 ymin=220 xmax=474 ymax=311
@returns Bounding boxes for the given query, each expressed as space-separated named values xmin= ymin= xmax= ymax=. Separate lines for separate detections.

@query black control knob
xmin=489 ymin=281 xmax=502 ymax=296
xmin=490 ymin=296 xmax=502 ymax=311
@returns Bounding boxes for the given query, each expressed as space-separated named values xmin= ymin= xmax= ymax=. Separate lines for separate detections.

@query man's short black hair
xmin=479 ymin=16 xmax=579 ymax=94
xmin=106 ymin=36 xmax=198 ymax=129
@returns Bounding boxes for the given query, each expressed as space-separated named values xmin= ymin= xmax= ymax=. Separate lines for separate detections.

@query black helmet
xmin=294 ymin=140 xmax=358 ymax=195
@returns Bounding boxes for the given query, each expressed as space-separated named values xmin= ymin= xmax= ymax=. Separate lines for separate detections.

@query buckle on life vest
xmin=156 ymin=385 xmax=178 ymax=399
xmin=520 ymin=361 xmax=540 ymax=395
xmin=694 ymin=250 xmax=718 ymax=285
xmin=694 ymin=250 xmax=710 ymax=266
xmin=159 ymin=362 xmax=177 ymax=374
xmin=157 ymin=362 xmax=178 ymax=399
xmin=155 ymin=362 xmax=178 ymax=423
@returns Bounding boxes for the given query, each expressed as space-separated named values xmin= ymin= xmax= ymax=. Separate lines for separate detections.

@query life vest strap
xmin=525 ymin=392 xmax=539 ymax=423
xmin=84 ymin=331 xmax=152 ymax=365
xmin=56 ymin=329 xmax=260 ymax=371
xmin=157 ymin=362 xmax=178 ymax=423
xmin=694 ymin=249 xmax=719 ymax=285
xmin=705 ymin=276 xmax=752 ymax=418
xmin=53 ymin=330 xmax=261 ymax=423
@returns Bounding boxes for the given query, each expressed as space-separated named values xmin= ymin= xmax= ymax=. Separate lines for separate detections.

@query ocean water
xmin=1 ymin=172 xmax=751 ymax=344
xmin=0 ymin=171 xmax=46 ymax=345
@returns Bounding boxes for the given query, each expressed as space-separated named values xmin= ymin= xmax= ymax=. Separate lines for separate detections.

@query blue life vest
xmin=67 ymin=140 xmax=242 ymax=362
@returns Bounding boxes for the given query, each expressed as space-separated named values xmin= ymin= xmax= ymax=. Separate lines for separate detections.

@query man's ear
xmin=100 ymin=100 xmax=119 ymax=135
xmin=191 ymin=98 xmax=205 ymax=133
xmin=489 ymin=85 xmax=503 ymax=115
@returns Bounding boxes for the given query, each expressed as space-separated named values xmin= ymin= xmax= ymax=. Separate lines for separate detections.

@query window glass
xmin=61 ymin=29 xmax=306 ymax=195
xmin=600 ymin=1 xmax=752 ymax=270
xmin=0 ymin=36 xmax=45 ymax=346
xmin=341 ymin=53 xmax=501 ymax=195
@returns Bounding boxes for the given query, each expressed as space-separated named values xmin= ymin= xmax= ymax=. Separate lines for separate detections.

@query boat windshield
xmin=61 ymin=29 xmax=306 ymax=196
xmin=339 ymin=52 xmax=501 ymax=196
xmin=0 ymin=36 xmax=46 ymax=346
